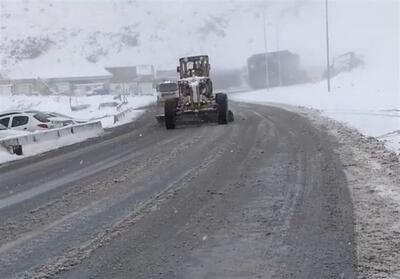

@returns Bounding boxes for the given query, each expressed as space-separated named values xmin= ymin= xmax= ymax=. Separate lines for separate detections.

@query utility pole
xmin=325 ymin=0 xmax=331 ymax=92
xmin=263 ymin=9 xmax=270 ymax=90
xmin=276 ymin=25 xmax=282 ymax=86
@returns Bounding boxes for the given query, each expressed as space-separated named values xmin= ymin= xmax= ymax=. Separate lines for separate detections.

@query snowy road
xmin=0 ymin=103 xmax=357 ymax=278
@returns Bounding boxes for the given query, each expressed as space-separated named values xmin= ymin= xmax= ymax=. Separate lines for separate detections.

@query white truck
xmin=156 ymin=81 xmax=179 ymax=103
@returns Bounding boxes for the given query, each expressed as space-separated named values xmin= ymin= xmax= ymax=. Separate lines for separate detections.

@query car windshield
xmin=158 ymin=83 xmax=178 ymax=92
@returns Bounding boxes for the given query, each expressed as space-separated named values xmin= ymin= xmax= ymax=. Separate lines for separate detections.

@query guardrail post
xmin=12 ymin=145 xmax=23 ymax=155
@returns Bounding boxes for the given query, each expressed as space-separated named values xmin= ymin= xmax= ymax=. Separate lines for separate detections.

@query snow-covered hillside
xmin=1 ymin=0 xmax=397 ymax=76
xmin=0 ymin=0 xmax=270 ymax=75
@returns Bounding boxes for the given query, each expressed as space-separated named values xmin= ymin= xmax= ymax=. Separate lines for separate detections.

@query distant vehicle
xmin=247 ymin=50 xmax=304 ymax=89
xmin=156 ymin=81 xmax=179 ymax=103
xmin=0 ymin=123 xmax=30 ymax=139
xmin=0 ymin=110 xmax=81 ymax=132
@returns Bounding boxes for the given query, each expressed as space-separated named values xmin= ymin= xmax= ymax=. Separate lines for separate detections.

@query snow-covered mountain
xmin=1 ymin=0 xmax=397 ymax=79
xmin=0 ymin=0 xmax=265 ymax=76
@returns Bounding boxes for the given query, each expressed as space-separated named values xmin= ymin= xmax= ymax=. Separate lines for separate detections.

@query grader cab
xmin=177 ymin=55 xmax=211 ymax=78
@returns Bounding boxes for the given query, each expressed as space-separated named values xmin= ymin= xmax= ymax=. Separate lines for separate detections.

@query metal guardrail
xmin=0 ymin=121 xmax=103 ymax=156
xmin=113 ymin=108 xmax=134 ymax=124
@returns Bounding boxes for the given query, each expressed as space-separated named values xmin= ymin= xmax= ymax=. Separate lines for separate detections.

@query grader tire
xmin=228 ymin=110 xmax=234 ymax=122
xmin=216 ymin=93 xmax=228 ymax=125
xmin=165 ymin=98 xmax=177 ymax=129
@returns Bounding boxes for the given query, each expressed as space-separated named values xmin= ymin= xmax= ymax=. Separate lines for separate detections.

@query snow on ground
xmin=0 ymin=94 xmax=156 ymax=164
xmin=0 ymin=146 xmax=18 ymax=163
xmin=0 ymin=125 xmax=103 ymax=164
xmin=295 ymin=107 xmax=400 ymax=278
xmin=232 ymin=67 xmax=400 ymax=154
xmin=231 ymin=0 xmax=399 ymax=154
xmin=106 ymin=108 xmax=147 ymax=128
xmin=0 ymin=94 xmax=156 ymax=128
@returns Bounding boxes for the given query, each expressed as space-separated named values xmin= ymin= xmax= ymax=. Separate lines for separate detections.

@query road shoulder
xmin=279 ymin=104 xmax=400 ymax=278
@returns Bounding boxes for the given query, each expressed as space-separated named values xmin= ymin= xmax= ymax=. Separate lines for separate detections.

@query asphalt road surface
xmin=0 ymin=103 xmax=356 ymax=279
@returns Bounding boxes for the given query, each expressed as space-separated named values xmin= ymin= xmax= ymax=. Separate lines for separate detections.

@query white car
xmin=0 ymin=123 xmax=30 ymax=139
xmin=0 ymin=111 xmax=53 ymax=132
xmin=0 ymin=110 xmax=74 ymax=132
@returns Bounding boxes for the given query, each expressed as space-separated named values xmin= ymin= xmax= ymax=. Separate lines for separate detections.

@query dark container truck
xmin=247 ymin=50 xmax=303 ymax=89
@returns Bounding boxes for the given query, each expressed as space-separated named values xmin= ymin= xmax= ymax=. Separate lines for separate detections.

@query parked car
xmin=0 ymin=110 xmax=81 ymax=132
xmin=0 ymin=111 xmax=54 ymax=131
xmin=0 ymin=123 xmax=30 ymax=139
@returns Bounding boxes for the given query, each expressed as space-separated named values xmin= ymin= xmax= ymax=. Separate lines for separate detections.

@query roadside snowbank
xmin=0 ymin=146 xmax=17 ymax=163
xmin=0 ymin=122 xmax=103 ymax=164
xmin=0 ymin=94 xmax=156 ymax=164
xmin=0 ymin=121 xmax=104 ymax=164
xmin=300 ymin=107 xmax=400 ymax=278
xmin=232 ymin=67 xmax=399 ymax=153
xmin=0 ymin=94 xmax=156 ymax=128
